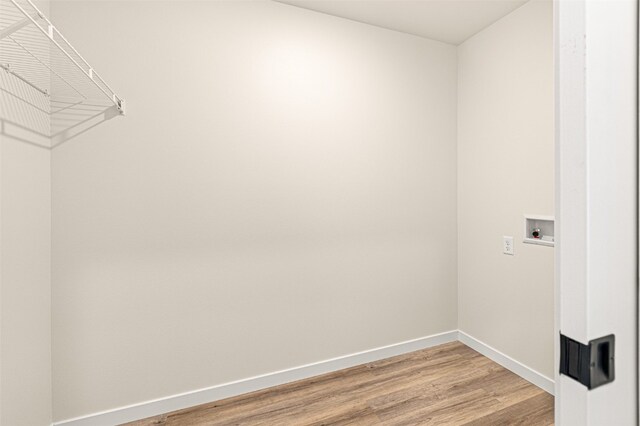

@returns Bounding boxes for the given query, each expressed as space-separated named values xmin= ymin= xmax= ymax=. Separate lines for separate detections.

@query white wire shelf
xmin=0 ymin=0 xmax=124 ymax=142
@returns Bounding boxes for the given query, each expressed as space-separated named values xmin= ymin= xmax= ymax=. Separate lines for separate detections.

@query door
xmin=555 ymin=0 xmax=638 ymax=424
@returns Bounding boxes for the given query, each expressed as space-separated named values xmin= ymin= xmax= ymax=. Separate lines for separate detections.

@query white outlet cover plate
xmin=503 ymin=236 xmax=514 ymax=255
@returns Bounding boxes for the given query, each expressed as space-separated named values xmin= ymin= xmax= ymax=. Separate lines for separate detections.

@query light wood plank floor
xmin=123 ymin=342 xmax=554 ymax=426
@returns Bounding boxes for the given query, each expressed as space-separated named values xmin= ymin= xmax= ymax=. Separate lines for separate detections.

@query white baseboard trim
xmin=53 ymin=330 xmax=458 ymax=426
xmin=54 ymin=330 xmax=555 ymax=425
xmin=457 ymin=330 xmax=555 ymax=395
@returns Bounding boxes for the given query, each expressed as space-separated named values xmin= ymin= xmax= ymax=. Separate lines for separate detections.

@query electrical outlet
xmin=503 ymin=236 xmax=514 ymax=255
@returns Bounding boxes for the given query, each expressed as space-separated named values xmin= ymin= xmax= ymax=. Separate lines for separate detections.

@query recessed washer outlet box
xmin=523 ymin=215 xmax=554 ymax=247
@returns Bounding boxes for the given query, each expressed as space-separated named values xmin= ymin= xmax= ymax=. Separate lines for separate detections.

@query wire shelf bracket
xmin=1 ymin=0 xmax=125 ymax=116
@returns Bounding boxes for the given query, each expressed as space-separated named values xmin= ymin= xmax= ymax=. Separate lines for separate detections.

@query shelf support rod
xmin=0 ymin=63 xmax=49 ymax=97
xmin=9 ymin=36 xmax=85 ymax=100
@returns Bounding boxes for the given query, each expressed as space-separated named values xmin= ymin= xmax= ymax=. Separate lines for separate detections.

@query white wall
xmin=50 ymin=1 xmax=458 ymax=421
xmin=0 ymin=139 xmax=51 ymax=426
xmin=0 ymin=1 xmax=52 ymax=425
xmin=457 ymin=0 xmax=554 ymax=379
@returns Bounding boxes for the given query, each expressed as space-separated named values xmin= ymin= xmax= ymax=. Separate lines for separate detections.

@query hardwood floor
xmin=123 ymin=342 xmax=553 ymax=426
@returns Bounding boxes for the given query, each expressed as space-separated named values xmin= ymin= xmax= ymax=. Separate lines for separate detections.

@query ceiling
xmin=275 ymin=0 xmax=529 ymax=45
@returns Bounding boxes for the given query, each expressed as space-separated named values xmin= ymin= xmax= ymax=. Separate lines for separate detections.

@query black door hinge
xmin=559 ymin=333 xmax=615 ymax=390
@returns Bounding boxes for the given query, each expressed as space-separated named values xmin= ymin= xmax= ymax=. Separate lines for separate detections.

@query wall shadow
xmin=1 ymin=69 xmax=119 ymax=150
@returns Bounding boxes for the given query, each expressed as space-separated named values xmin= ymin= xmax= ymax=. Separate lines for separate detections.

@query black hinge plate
xmin=559 ymin=333 xmax=615 ymax=390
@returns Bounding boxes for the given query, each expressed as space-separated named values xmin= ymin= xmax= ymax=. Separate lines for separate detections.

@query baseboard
xmin=53 ymin=330 xmax=555 ymax=425
xmin=53 ymin=330 xmax=458 ymax=426
xmin=457 ymin=330 xmax=555 ymax=395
